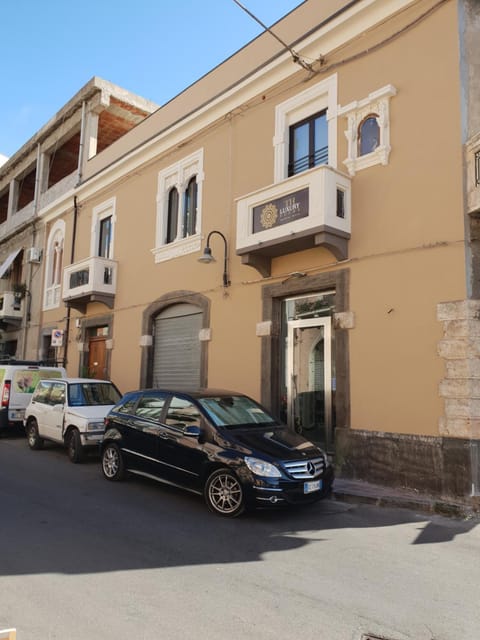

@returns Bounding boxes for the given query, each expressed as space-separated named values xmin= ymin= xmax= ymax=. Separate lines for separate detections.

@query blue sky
xmin=1 ymin=0 xmax=302 ymax=160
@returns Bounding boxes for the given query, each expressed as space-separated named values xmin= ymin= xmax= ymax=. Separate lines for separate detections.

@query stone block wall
xmin=437 ymin=299 xmax=480 ymax=438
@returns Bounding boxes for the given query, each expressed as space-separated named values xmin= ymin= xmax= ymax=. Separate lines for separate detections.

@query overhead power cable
xmin=231 ymin=0 xmax=316 ymax=72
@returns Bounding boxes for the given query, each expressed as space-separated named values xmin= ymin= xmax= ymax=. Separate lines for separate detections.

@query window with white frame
xmin=44 ymin=220 xmax=65 ymax=310
xmin=154 ymin=149 xmax=204 ymax=263
xmin=339 ymin=85 xmax=396 ymax=176
xmin=91 ymin=198 xmax=116 ymax=258
xmin=273 ymin=74 xmax=338 ymax=183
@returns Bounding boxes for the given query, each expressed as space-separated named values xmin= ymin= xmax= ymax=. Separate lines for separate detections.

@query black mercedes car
xmin=101 ymin=388 xmax=334 ymax=517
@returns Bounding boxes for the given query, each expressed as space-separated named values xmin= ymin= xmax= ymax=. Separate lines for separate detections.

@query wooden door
xmin=88 ymin=337 xmax=107 ymax=379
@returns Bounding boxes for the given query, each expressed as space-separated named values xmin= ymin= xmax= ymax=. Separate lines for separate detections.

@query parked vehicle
xmin=24 ymin=378 xmax=122 ymax=462
xmin=0 ymin=360 xmax=67 ymax=432
xmin=101 ymin=388 xmax=334 ymax=517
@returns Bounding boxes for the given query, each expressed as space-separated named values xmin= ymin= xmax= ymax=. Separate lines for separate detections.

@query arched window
xmin=183 ymin=177 xmax=197 ymax=238
xmin=154 ymin=149 xmax=203 ymax=261
xmin=358 ymin=114 xmax=380 ymax=156
xmin=166 ymin=187 xmax=179 ymax=244
xmin=44 ymin=220 xmax=65 ymax=309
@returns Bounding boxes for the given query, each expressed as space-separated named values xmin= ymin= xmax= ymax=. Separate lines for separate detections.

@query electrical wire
xmin=231 ymin=0 xmax=316 ymax=72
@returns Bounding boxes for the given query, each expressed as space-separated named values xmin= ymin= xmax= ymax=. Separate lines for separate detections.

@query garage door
xmin=153 ymin=304 xmax=202 ymax=389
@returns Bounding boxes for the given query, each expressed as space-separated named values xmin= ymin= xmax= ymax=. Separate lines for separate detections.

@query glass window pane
xmin=166 ymin=396 xmax=201 ymax=427
xmin=199 ymin=395 xmax=276 ymax=427
xmin=314 ymin=113 xmax=328 ymax=165
xmin=291 ymin=122 xmax=309 ymax=174
xmin=98 ymin=216 xmax=112 ymax=258
xmin=183 ymin=178 xmax=197 ymax=238
xmin=136 ymin=394 xmax=167 ymax=420
xmin=167 ymin=188 xmax=179 ymax=244
xmin=359 ymin=116 xmax=380 ymax=156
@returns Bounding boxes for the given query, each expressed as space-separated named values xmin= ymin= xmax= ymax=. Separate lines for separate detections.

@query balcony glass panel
xmin=70 ymin=269 xmax=90 ymax=289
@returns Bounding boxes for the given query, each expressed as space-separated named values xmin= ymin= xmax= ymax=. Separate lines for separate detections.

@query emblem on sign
xmin=260 ymin=203 xmax=278 ymax=229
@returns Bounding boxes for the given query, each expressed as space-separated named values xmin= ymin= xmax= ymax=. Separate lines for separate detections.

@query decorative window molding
xmin=90 ymin=197 xmax=116 ymax=258
xmin=43 ymin=219 xmax=65 ymax=310
xmin=273 ymin=74 xmax=338 ymax=183
xmin=154 ymin=149 xmax=204 ymax=263
xmin=339 ymin=84 xmax=396 ymax=176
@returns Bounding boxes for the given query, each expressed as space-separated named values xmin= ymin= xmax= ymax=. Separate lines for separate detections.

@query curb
xmin=331 ymin=484 xmax=478 ymax=520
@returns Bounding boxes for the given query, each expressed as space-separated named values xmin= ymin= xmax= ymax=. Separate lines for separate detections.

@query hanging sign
xmin=252 ymin=188 xmax=309 ymax=234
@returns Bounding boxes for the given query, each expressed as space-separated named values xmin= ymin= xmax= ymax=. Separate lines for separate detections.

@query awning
xmin=0 ymin=248 xmax=22 ymax=279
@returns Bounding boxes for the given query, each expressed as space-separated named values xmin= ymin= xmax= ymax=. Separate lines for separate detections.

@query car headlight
xmin=244 ymin=456 xmax=281 ymax=478
xmin=87 ymin=421 xmax=104 ymax=431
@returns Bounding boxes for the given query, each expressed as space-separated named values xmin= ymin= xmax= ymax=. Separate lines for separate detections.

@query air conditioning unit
xmin=27 ymin=247 xmax=42 ymax=263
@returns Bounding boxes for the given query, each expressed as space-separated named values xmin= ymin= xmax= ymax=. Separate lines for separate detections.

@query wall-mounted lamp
xmin=198 ymin=230 xmax=230 ymax=287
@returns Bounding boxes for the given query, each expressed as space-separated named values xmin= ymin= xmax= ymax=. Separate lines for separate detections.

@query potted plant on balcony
xmin=12 ymin=282 xmax=27 ymax=301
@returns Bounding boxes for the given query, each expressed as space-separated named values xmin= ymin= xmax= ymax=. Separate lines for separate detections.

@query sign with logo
xmin=51 ymin=329 xmax=64 ymax=347
xmin=252 ymin=188 xmax=309 ymax=234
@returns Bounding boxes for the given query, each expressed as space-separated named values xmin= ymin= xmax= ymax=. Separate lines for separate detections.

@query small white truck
xmin=24 ymin=377 xmax=121 ymax=462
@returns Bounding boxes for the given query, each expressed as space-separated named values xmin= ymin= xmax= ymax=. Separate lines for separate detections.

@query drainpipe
xmin=21 ymin=143 xmax=42 ymax=359
xmin=63 ymin=196 xmax=79 ymax=368
xmin=77 ymin=101 xmax=87 ymax=186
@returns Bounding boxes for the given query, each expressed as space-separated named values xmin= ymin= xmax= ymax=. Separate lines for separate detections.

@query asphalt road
xmin=1 ymin=433 xmax=479 ymax=640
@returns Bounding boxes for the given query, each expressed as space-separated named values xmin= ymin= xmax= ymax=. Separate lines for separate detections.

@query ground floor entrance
xmin=282 ymin=293 xmax=335 ymax=453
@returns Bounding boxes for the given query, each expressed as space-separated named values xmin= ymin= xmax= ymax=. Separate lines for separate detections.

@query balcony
xmin=236 ymin=165 xmax=351 ymax=277
xmin=63 ymin=257 xmax=117 ymax=313
xmin=466 ymin=134 xmax=480 ymax=215
xmin=0 ymin=292 xmax=24 ymax=327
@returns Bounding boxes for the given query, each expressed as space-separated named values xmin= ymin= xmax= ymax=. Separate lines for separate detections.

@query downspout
xmin=21 ymin=143 xmax=42 ymax=359
xmin=63 ymin=101 xmax=86 ymax=368
xmin=63 ymin=195 xmax=79 ymax=368
xmin=77 ymin=101 xmax=87 ymax=186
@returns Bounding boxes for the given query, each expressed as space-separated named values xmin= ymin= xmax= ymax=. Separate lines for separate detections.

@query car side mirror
xmin=182 ymin=425 xmax=202 ymax=438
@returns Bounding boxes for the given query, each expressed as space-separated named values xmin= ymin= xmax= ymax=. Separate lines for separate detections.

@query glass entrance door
xmin=287 ymin=317 xmax=333 ymax=450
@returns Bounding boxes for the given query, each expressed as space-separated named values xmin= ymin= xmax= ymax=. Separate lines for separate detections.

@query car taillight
xmin=2 ymin=381 xmax=11 ymax=407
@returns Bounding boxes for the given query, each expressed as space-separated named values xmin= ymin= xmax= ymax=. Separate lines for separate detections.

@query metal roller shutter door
xmin=153 ymin=309 xmax=202 ymax=389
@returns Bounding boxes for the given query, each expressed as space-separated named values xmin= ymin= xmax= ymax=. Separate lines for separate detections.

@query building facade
xmin=0 ymin=78 xmax=157 ymax=363
xmin=3 ymin=0 xmax=480 ymax=502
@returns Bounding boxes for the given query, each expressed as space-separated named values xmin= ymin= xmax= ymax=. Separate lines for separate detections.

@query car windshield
xmin=68 ymin=382 xmax=121 ymax=407
xmin=198 ymin=395 xmax=277 ymax=428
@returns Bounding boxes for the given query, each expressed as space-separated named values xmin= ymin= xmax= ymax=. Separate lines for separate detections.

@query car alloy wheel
xmin=205 ymin=469 xmax=245 ymax=517
xmin=102 ymin=443 xmax=125 ymax=481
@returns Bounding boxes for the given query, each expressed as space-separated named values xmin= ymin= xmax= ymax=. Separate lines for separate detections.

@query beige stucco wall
xmin=42 ymin=0 xmax=466 ymax=442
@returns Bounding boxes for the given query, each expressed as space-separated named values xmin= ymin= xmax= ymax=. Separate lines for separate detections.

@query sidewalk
xmin=332 ymin=477 xmax=480 ymax=519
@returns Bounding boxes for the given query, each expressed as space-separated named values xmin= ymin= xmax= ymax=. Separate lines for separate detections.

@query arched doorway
xmin=153 ymin=303 xmax=202 ymax=389
xmin=141 ymin=291 xmax=210 ymax=390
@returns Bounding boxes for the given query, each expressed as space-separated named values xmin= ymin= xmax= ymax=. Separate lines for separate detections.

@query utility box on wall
xmin=26 ymin=247 xmax=42 ymax=263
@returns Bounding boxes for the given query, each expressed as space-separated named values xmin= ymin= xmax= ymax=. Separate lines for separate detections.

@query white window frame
xmin=153 ymin=149 xmax=204 ymax=263
xmin=273 ymin=74 xmax=338 ymax=183
xmin=43 ymin=219 xmax=65 ymax=310
xmin=91 ymin=197 xmax=116 ymax=258
xmin=339 ymin=84 xmax=397 ymax=176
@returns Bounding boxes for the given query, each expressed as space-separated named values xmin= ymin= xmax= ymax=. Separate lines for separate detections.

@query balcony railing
xmin=63 ymin=256 xmax=117 ymax=312
xmin=236 ymin=164 xmax=351 ymax=277
xmin=0 ymin=292 xmax=24 ymax=324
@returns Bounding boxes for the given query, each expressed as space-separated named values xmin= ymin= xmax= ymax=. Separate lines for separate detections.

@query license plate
xmin=304 ymin=479 xmax=322 ymax=494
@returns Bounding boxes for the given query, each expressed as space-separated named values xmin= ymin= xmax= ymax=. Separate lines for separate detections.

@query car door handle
xmin=159 ymin=432 xmax=170 ymax=439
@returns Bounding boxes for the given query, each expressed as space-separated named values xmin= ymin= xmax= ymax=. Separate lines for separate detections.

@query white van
xmin=0 ymin=361 xmax=66 ymax=432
